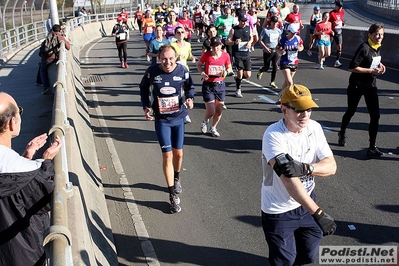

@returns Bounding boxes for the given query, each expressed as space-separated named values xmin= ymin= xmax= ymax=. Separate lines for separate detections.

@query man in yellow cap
xmin=261 ymin=84 xmax=337 ymax=265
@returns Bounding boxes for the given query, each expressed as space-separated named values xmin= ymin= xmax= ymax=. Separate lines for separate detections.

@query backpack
xmin=39 ymin=32 xmax=59 ymax=59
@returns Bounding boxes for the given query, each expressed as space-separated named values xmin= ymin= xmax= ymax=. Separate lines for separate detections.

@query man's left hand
xmin=186 ymin=98 xmax=194 ymax=109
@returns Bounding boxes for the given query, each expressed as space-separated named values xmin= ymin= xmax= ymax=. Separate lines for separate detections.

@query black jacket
xmin=0 ymin=160 xmax=55 ymax=266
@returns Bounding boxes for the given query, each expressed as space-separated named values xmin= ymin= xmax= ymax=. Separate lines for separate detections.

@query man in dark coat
xmin=0 ymin=92 xmax=62 ymax=265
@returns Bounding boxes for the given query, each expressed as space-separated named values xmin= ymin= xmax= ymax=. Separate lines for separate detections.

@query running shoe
xmin=174 ymin=179 xmax=182 ymax=194
xmin=140 ymin=32 xmax=142 ymax=36
xmin=307 ymin=50 xmax=312 ymax=56
xmin=209 ymin=126 xmax=220 ymax=137
xmin=257 ymin=70 xmax=263 ymax=80
xmin=270 ymin=82 xmax=278 ymax=89
xmin=235 ymin=89 xmax=243 ymax=98
xmin=367 ymin=146 xmax=384 ymax=158
xmin=120 ymin=62 xmax=125 ymax=68
xmin=222 ymin=104 xmax=227 ymax=110
xmin=201 ymin=120 xmax=208 ymax=134
xmin=124 ymin=62 xmax=129 ymax=68
xmin=318 ymin=64 xmax=324 ymax=70
xmin=338 ymin=131 xmax=346 ymax=146
xmin=146 ymin=55 xmax=150 ymax=62
xmin=334 ymin=60 xmax=342 ymax=68
xmin=170 ymin=194 xmax=181 ymax=214
xmin=184 ymin=115 xmax=191 ymax=124
xmin=197 ymin=38 xmax=201 ymax=43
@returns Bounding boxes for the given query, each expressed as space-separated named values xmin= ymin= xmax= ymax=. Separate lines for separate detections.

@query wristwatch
xmin=308 ymin=164 xmax=314 ymax=175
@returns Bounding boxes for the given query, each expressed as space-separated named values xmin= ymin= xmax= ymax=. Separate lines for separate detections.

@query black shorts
xmin=333 ymin=30 xmax=343 ymax=45
xmin=195 ymin=22 xmax=204 ymax=29
xmin=280 ymin=64 xmax=298 ymax=72
xmin=202 ymin=81 xmax=226 ymax=102
xmin=233 ymin=56 xmax=251 ymax=71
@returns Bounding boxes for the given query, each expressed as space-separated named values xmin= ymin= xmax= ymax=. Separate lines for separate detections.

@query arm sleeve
xmin=139 ymin=70 xmax=151 ymax=108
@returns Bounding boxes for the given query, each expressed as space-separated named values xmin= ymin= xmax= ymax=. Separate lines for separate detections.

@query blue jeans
xmin=39 ymin=58 xmax=54 ymax=89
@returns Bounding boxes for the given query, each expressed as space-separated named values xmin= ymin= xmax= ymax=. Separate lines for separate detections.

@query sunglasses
xmin=284 ymin=104 xmax=312 ymax=114
xmin=176 ymin=31 xmax=185 ymax=34
xmin=18 ymin=106 xmax=23 ymax=116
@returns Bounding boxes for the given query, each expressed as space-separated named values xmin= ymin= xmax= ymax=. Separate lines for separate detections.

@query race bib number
xmin=137 ymin=14 xmax=142 ymax=19
xmin=335 ymin=21 xmax=343 ymax=29
xmin=287 ymin=50 xmax=297 ymax=62
xmin=370 ymin=56 xmax=381 ymax=69
xmin=119 ymin=32 xmax=126 ymax=40
xmin=208 ymin=65 xmax=223 ymax=77
xmin=195 ymin=17 xmax=201 ymax=23
xmin=146 ymin=27 xmax=153 ymax=34
xmin=238 ymin=41 xmax=249 ymax=51
xmin=270 ymin=32 xmax=279 ymax=43
xmin=158 ymin=96 xmax=180 ymax=114
xmin=321 ymin=34 xmax=330 ymax=41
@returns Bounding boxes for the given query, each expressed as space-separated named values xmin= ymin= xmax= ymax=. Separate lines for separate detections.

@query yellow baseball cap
xmin=276 ymin=84 xmax=319 ymax=110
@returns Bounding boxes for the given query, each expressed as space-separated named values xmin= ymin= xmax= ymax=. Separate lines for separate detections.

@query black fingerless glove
xmin=273 ymin=153 xmax=312 ymax=177
xmin=312 ymin=208 xmax=337 ymax=236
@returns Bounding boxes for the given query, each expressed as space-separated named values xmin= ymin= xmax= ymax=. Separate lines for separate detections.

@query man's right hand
xmin=42 ymin=135 xmax=62 ymax=160
xmin=312 ymin=208 xmax=337 ymax=236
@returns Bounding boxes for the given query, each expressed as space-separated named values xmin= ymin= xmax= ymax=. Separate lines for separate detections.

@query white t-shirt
xmin=261 ymin=119 xmax=333 ymax=214
xmin=0 ymin=145 xmax=43 ymax=173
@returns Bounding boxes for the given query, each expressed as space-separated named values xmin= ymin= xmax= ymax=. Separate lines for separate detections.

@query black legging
xmin=117 ymin=42 xmax=127 ymax=62
xmin=340 ymin=83 xmax=380 ymax=148
xmin=259 ymin=51 xmax=280 ymax=83
xmin=137 ymin=20 xmax=143 ymax=34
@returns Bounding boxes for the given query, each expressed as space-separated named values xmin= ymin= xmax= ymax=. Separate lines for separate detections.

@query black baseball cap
xmin=335 ymin=0 xmax=343 ymax=7
xmin=271 ymin=16 xmax=279 ymax=23
xmin=210 ymin=36 xmax=222 ymax=46
xmin=238 ymin=13 xmax=248 ymax=21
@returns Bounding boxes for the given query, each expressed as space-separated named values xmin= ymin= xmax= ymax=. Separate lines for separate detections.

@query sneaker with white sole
xmin=201 ymin=120 xmax=208 ymax=134
xmin=222 ymin=104 xmax=227 ymax=110
xmin=170 ymin=194 xmax=181 ymax=213
xmin=235 ymin=89 xmax=243 ymax=98
xmin=209 ymin=126 xmax=220 ymax=137
xmin=270 ymin=82 xmax=278 ymax=89
xmin=174 ymin=179 xmax=182 ymax=194
xmin=257 ymin=71 xmax=263 ymax=80
xmin=184 ymin=115 xmax=191 ymax=124
xmin=318 ymin=64 xmax=324 ymax=70
xmin=334 ymin=60 xmax=342 ymax=67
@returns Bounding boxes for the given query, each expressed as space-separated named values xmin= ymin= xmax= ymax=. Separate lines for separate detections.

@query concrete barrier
xmin=64 ymin=20 xmax=119 ymax=265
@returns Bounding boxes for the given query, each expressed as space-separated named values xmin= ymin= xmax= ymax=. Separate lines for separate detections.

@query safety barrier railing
xmin=42 ymin=41 xmax=74 ymax=266
xmin=38 ymin=12 xmax=122 ymax=265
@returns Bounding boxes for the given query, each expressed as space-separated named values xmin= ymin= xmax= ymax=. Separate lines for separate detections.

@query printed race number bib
xmin=287 ymin=50 xmax=297 ymax=62
xmin=321 ymin=34 xmax=330 ymax=41
xmin=238 ymin=41 xmax=249 ymax=52
xmin=119 ymin=33 xmax=126 ymax=40
xmin=208 ymin=65 xmax=223 ymax=77
xmin=158 ymin=96 xmax=179 ymax=114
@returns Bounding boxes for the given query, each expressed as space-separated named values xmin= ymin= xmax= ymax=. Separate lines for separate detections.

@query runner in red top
xmin=285 ymin=4 xmax=304 ymax=34
xmin=196 ymin=36 xmax=232 ymax=137
xmin=134 ymin=6 xmax=144 ymax=36
xmin=178 ymin=10 xmax=194 ymax=43
xmin=329 ymin=0 xmax=345 ymax=67
xmin=315 ymin=12 xmax=334 ymax=70
xmin=119 ymin=8 xmax=129 ymax=24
